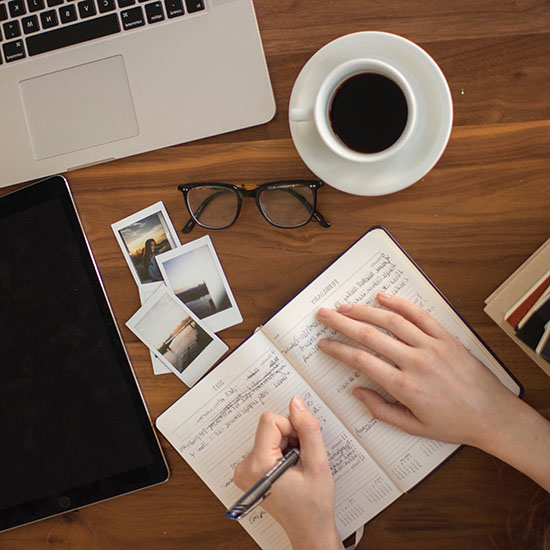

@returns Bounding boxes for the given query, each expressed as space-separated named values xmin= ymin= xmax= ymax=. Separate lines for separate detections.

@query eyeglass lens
xmin=186 ymin=186 xmax=240 ymax=229
xmin=259 ymin=186 xmax=315 ymax=227
xmin=186 ymin=184 xmax=316 ymax=229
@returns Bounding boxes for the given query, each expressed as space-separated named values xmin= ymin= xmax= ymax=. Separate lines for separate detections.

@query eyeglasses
xmin=177 ymin=180 xmax=330 ymax=233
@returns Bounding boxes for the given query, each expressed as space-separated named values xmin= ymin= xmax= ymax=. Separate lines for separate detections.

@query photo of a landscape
xmin=132 ymin=292 xmax=213 ymax=374
xmin=159 ymin=244 xmax=231 ymax=319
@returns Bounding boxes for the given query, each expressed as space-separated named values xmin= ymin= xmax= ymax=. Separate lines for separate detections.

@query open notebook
xmin=156 ymin=226 xmax=521 ymax=549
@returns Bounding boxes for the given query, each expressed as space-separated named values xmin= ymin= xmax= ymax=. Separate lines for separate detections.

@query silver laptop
xmin=0 ymin=0 xmax=275 ymax=188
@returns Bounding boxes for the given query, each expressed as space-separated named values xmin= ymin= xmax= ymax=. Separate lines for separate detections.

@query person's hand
xmin=317 ymin=292 xmax=550 ymax=493
xmin=234 ymin=396 xmax=343 ymax=550
xmin=316 ymin=292 xmax=522 ymax=450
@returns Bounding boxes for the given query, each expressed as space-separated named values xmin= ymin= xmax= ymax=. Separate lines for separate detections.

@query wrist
xmin=474 ymin=395 xmax=534 ymax=455
xmin=287 ymin=520 xmax=343 ymax=550
xmin=473 ymin=396 xmax=550 ymax=492
xmin=463 ymin=387 xmax=526 ymax=452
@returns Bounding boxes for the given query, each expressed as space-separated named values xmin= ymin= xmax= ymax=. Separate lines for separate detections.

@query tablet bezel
xmin=0 ymin=175 xmax=169 ymax=533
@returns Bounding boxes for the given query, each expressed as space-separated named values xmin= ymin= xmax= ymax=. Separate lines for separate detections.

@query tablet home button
xmin=58 ymin=496 xmax=71 ymax=509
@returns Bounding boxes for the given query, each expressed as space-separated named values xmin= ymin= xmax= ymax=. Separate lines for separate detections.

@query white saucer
xmin=289 ymin=32 xmax=453 ymax=196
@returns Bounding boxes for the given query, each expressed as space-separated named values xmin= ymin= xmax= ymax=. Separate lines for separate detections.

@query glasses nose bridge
xmin=239 ymin=188 xmax=258 ymax=198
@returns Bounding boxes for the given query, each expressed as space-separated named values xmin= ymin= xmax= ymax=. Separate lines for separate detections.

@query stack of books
xmin=485 ymin=238 xmax=550 ymax=377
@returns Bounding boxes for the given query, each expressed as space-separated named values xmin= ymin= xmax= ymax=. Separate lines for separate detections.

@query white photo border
xmin=156 ymin=235 xmax=242 ymax=333
xmin=127 ymin=286 xmax=228 ymax=387
xmin=138 ymin=284 xmax=171 ymax=375
xmin=111 ymin=202 xmax=180 ymax=288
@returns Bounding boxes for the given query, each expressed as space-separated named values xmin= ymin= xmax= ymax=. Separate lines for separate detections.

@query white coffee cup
xmin=289 ymin=58 xmax=417 ymax=163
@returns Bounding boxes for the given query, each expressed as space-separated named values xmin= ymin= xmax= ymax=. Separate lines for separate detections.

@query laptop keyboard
xmin=0 ymin=0 xmax=205 ymax=64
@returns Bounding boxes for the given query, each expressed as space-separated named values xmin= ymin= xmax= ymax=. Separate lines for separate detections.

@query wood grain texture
xmin=1 ymin=0 xmax=550 ymax=548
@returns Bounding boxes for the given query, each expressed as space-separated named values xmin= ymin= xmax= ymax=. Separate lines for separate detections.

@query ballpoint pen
xmin=226 ymin=447 xmax=300 ymax=520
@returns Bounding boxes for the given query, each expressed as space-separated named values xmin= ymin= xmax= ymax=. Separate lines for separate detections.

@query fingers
xmin=318 ymin=336 xmax=407 ymax=397
xmin=237 ymin=397 xmax=328 ymax=490
xmin=254 ymin=412 xmax=295 ymax=454
xmin=288 ymin=396 xmax=329 ymax=475
xmin=353 ymin=387 xmax=425 ymax=436
xmin=317 ymin=306 xmax=414 ymax=366
xmin=376 ymin=292 xmax=449 ymax=340
xmin=334 ymin=301 xmax=428 ymax=347
xmin=235 ymin=412 xmax=296 ymax=489
xmin=317 ymin=292 xmax=451 ymax=372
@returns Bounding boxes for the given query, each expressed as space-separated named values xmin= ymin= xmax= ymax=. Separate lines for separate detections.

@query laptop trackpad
xmin=20 ymin=56 xmax=139 ymax=160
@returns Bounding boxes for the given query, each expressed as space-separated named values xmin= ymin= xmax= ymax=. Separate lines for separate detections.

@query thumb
xmin=289 ymin=396 xmax=328 ymax=474
xmin=353 ymin=387 xmax=425 ymax=436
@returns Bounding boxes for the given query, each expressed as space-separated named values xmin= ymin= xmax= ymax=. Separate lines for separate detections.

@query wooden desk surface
xmin=2 ymin=1 xmax=550 ymax=548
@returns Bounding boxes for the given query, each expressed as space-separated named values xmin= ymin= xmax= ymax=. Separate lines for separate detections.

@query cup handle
xmin=289 ymin=108 xmax=314 ymax=122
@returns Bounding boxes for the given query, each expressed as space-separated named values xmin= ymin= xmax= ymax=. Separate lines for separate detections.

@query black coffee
xmin=329 ymin=72 xmax=408 ymax=154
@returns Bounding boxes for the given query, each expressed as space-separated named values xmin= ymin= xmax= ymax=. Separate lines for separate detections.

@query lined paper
xmin=157 ymin=330 xmax=400 ymax=550
xmin=157 ymin=228 xmax=521 ymax=549
xmin=262 ymin=228 xmax=519 ymax=490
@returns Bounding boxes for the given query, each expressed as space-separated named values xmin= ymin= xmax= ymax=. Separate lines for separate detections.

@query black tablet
xmin=0 ymin=176 xmax=169 ymax=532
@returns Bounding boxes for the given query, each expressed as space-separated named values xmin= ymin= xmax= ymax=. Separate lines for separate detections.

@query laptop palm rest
xmin=19 ymin=55 xmax=139 ymax=160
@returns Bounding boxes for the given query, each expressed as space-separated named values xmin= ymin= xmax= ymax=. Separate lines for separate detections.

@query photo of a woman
xmin=113 ymin=204 xmax=179 ymax=285
xmin=142 ymin=238 xmax=162 ymax=282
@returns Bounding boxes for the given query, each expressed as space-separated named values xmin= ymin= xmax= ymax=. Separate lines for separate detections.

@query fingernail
xmin=338 ymin=303 xmax=352 ymax=313
xmin=378 ymin=291 xmax=391 ymax=300
xmin=318 ymin=338 xmax=327 ymax=350
xmin=317 ymin=307 xmax=331 ymax=319
xmin=292 ymin=395 xmax=307 ymax=410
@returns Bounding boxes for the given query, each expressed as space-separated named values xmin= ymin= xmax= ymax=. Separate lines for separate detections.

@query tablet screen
xmin=0 ymin=176 xmax=168 ymax=531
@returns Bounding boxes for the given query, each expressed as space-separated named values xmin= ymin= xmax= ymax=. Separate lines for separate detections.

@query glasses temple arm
xmin=312 ymin=209 xmax=331 ymax=228
xmin=181 ymin=216 xmax=197 ymax=233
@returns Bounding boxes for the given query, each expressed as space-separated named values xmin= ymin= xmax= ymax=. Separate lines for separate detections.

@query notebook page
xmin=262 ymin=227 xmax=520 ymax=492
xmin=156 ymin=329 xmax=400 ymax=550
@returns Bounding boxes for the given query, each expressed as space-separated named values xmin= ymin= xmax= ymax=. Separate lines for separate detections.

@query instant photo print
xmin=157 ymin=235 xmax=243 ymax=333
xmin=112 ymin=202 xmax=180 ymax=287
xmin=127 ymin=286 xmax=228 ymax=386
xmin=139 ymin=284 xmax=171 ymax=376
